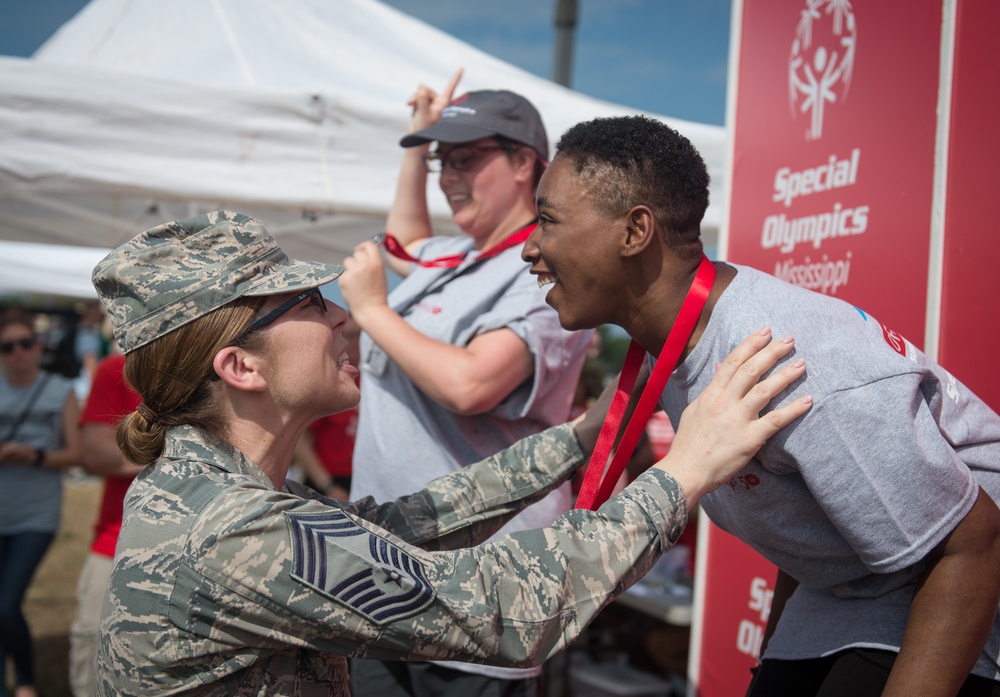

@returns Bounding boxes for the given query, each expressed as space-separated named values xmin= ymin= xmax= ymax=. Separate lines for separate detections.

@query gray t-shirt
xmin=657 ymin=265 xmax=1000 ymax=678
xmin=0 ymin=371 xmax=74 ymax=533
xmin=351 ymin=234 xmax=592 ymax=678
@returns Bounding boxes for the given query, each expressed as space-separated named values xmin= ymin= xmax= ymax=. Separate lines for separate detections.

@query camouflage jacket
xmin=94 ymin=423 xmax=687 ymax=696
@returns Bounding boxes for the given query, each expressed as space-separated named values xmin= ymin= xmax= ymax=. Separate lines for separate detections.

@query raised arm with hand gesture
xmin=384 ymin=68 xmax=466 ymax=273
xmin=406 ymin=68 xmax=464 ymax=134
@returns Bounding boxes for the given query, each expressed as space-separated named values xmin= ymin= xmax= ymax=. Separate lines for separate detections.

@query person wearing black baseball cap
xmin=339 ymin=71 xmax=593 ymax=697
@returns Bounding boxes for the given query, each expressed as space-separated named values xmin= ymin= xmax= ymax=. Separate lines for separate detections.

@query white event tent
xmin=0 ymin=0 xmax=726 ymax=298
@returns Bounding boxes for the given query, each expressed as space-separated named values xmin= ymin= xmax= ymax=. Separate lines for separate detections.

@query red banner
xmin=726 ymin=0 xmax=942 ymax=346
xmin=693 ymin=520 xmax=777 ymax=696
xmin=939 ymin=0 xmax=1000 ymax=412
xmin=692 ymin=2 xmax=947 ymax=695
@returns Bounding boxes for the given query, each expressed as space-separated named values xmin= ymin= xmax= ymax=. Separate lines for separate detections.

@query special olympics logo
xmin=789 ymin=0 xmax=857 ymax=141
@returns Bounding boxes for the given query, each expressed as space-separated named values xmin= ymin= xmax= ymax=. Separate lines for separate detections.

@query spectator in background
xmin=0 ymin=315 xmax=82 ymax=697
xmin=295 ymin=317 xmax=361 ymax=499
xmin=341 ymin=70 xmax=592 ymax=697
xmin=72 ymin=302 xmax=108 ymax=401
xmin=68 ymin=350 xmax=140 ymax=697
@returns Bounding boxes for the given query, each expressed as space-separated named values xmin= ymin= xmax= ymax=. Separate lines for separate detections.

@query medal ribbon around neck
xmin=576 ymin=255 xmax=717 ymax=510
xmin=380 ymin=220 xmax=537 ymax=269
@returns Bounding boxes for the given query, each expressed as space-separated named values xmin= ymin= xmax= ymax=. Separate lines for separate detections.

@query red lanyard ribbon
xmin=381 ymin=221 xmax=537 ymax=269
xmin=575 ymin=255 xmax=717 ymax=510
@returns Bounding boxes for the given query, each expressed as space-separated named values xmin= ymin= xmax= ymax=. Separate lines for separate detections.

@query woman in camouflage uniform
xmin=89 ymin=211 xmax=811 ymax=695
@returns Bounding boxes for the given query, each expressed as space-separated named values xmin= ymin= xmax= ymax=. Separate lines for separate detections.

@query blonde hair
xmin=117 ymin=297 xmax=265 ymax=466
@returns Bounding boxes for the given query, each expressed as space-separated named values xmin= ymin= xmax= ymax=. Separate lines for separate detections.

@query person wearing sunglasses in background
xmin=340 ymin=70 xmax=592 ymax=697
xmin=0 ymin=316 xmax=82 ymax=697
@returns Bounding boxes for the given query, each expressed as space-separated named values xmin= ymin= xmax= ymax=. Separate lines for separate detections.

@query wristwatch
xmin=33 ymin=447 xmax=45 ymax=468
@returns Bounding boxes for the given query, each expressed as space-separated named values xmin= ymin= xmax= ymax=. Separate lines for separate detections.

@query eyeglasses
xmin=422 ymin=144 xmax=509 ymax=173
xmin=237 ymin=287 xmax=327 ymax=342
xmin=0 ymin=337 xmax=35 ymax=355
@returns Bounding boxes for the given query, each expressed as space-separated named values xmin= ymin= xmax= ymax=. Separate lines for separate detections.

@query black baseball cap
xmin=399 ymin=90 xmax=549 ymax=163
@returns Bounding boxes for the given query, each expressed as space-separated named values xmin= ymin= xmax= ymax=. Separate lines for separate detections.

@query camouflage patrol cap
xmin=92 ymin=211 xmax=344 ymax=354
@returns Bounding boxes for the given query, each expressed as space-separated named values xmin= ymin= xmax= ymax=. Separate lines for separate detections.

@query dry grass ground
xmin=7 ymin=476 xmax=101 ymax=697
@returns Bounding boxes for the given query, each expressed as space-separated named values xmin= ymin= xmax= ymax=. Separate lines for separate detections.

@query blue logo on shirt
xmin=285 ymin=510 xmax=435 ymax=624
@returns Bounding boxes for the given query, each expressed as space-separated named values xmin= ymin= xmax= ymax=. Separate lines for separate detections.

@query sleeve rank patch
xmin=284 ymin=510 xmax=436 ymax=624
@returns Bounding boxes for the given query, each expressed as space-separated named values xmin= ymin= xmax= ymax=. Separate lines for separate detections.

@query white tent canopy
xmin=0 ymin=240 xmax=109 ymax=298
xmin=0 ymin=0 xmax=726 ymax=298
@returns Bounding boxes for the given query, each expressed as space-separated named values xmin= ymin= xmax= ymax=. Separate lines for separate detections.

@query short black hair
xmin=555 ymin=115 xmax=709 ymax=256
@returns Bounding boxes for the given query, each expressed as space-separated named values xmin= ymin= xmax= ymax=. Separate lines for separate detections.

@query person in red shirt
xmin=68 ymin=353 xmax=140 ymax=697
xmin=296 ymin=408 xmax=358 ymax=499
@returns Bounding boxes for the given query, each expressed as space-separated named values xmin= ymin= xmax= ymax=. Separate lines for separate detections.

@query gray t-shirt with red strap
xmin=351 ymin=234 xmax=593 ymax=680
xmin=657 ymin=264 xmax=1000 ymax=679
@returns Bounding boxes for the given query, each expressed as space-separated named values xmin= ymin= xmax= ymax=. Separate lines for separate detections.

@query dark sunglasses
xmin=240 ymin=287 xmax=327 ymax=337
xmin=0 ymin=337 xmax=35 ymax=355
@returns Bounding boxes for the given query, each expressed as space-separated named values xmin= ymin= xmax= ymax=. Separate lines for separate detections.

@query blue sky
xmin=0 ymin=0 xmax=732 ymax=125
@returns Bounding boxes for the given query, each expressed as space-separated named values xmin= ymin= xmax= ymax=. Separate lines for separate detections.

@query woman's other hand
xmin=658 ymin=326 xmax=811 ymax=505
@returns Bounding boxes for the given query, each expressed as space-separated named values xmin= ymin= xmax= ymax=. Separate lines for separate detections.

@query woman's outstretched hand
xmin=658 ymin=326 xmax=811 ymax=505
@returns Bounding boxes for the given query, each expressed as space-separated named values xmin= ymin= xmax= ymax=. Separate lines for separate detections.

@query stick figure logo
xmin=788 ymin=0 xmax=858 ymax=141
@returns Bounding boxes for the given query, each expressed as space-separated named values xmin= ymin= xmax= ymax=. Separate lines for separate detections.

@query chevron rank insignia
xmin=285 ymin=510 xmax=436 ymax=624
